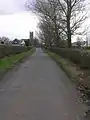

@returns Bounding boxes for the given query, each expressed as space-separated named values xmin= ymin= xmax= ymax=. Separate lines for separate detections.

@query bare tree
xmin=38 ymin=18 xmax=54 ymax=47
xmin=27 ymin=0 xmax=63 ymax=47
xmin=55 ymin=0 xmax=87 ymax=48
xmin=26 ymin=0 xmax=86 ymax=48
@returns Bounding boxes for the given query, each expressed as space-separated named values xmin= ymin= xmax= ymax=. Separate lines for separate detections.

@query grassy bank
xmin=0 ymin=48 xmax=35 ymax=71
xmin=44 ymin=49 xmax=82 ymax=83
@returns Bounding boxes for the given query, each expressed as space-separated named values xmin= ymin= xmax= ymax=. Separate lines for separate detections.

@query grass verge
xmin=0 ymin=48 xmax=35 ymax=71
xmin=44 ymin=49 xmax=82 ymax=83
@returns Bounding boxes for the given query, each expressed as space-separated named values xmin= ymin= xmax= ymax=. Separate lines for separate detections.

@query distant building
xmin=12 ymin=39 xmax=25 ymax=46
xmin=72 ymin=33 xmax=90 ymax=47
xmin=72 ymin=41 xmax=87 ymax=47
xmin=20 ymin=39 xmax=25 ymax=46
xmin=12 ymin=39 xmax=20 ymax=44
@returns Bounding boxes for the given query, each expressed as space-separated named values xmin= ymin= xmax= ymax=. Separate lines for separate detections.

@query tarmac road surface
xmin=0 ymin=48 xmax=85 ymax=120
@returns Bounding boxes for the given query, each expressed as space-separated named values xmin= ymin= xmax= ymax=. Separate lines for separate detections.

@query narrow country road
xmin=0 ymin=48 xmax=85 ymax=120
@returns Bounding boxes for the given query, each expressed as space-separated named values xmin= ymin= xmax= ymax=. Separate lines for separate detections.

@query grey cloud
xmin=0 ymin=0 xmax=28 ymax=14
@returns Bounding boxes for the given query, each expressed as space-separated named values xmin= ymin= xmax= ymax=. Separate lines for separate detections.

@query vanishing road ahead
xmin=0 ymin=48 xmax=85 ymax=120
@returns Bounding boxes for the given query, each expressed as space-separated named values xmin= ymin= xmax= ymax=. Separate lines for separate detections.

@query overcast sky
xmin=0 ymin=0 xmax=90 ymax=40
xmin=0 ymin=0 xmax=38 ymax=40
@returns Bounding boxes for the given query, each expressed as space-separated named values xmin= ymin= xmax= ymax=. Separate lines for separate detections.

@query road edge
xmin=0 ymin=48 xmax=36 ymax=81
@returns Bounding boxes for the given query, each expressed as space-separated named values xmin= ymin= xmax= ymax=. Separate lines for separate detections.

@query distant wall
xmin=0 ymin=45 xmax=31 ymax=59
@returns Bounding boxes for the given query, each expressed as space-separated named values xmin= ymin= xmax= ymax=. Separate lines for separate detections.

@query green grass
xmin=0 ymin=48 xmax=35 ymax=71
xmin=44 ymin=49 xmax=81 ymax=83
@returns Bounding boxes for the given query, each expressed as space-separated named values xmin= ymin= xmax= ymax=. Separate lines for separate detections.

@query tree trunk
xmin=55 ymin=18 xmax=59 ymax=47
xmin=67 ymin=0 xmax=72 ymax=48
xmin=67 ymin=24 xmax=72 ymax=48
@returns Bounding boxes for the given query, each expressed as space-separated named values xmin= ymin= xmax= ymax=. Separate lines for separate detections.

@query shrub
xmin=81 ymin=52 xmax=90 ymax=69
xmin=48 ymin=47 xmax=81 ymax=64
xmin=0 ymin=45 xmax=31 ymax=59
xmin=48 ymin=47 xmax=90 ymax=69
